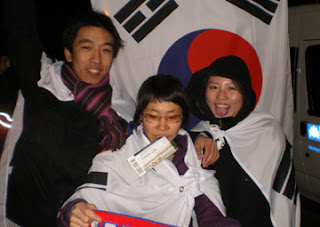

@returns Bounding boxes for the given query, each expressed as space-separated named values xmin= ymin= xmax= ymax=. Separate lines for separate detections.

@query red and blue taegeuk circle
xmin=158 ymin=29 xmax=262 ymax=129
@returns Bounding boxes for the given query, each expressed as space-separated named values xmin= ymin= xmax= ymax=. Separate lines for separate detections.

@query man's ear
xmin=64 ymin=48 xmax=72 ymax=62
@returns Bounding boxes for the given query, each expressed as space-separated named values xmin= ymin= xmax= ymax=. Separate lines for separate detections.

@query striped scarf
xmin=61 ymin=62 xmax=126 ymax=150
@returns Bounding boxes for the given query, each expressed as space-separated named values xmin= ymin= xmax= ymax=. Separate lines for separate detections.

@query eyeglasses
xmin=143 ymin=113 xmax=182 ymax=124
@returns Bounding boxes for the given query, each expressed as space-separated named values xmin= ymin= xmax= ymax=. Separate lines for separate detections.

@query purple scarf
xmin=61 ymin=63 xmax=126 ymax=150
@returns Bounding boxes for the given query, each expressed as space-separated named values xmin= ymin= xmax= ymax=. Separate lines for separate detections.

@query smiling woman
xmin=205 ymin=76 xmax=243 ymax=118
xmin=187 ymin=56 xmax=256 ymax=130
xmin=186 ymin=55 xmax=299 ymax=226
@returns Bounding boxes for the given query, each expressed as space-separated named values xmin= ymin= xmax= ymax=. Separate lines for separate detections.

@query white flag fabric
xmin=0 ymin=1 xmax=295 ymax=226
xmin=90 ymin=1 xmax=298 ymax=226
xmin=91 ymin=0 xmax=293 ymax=143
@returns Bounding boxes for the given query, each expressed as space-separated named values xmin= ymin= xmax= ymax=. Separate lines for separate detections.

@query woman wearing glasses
xmin=57 ymin=74 xmax=241 ymax=227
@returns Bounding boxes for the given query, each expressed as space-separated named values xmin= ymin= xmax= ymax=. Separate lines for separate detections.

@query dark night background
xmin=1 ymin=0 xmax=320 ymax=226
xmin=0 ymin=0 xmax=92 ymax=59
xmin=1 ymin=0 xmax=319 ymax=60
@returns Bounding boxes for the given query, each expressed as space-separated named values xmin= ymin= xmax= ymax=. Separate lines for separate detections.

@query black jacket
xmin=4 ymin=0 xmax=106 ymax=226
xmin=7 ymin=88 xmax=102 ymax=226
xmin=209 ymin=141 xmax=273 ymax=227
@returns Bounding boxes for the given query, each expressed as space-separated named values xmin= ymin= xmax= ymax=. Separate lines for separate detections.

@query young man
xmin=0 ymin=0 xmax=134 ymax=226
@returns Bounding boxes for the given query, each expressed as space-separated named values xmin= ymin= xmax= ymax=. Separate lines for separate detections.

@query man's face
xmin=64 ymin=26 xmax=114 ymax=84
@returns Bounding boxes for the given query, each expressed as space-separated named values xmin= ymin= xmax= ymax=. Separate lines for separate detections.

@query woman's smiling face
xmin=205 ymin=76 xmax=243 ymax=118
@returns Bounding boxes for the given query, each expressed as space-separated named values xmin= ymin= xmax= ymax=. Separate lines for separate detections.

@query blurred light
xmin=0 ymin=112 xmax=13 ymax=129
xmin=104 ymin=10 xmax=109 ymax=16
xmin=0 ymin=112 xmax=13 ymax=122
xmin=308 ymin=145 xmax=320 ymax=153
xmin=307 ymin=123 xmax=320 ymax=142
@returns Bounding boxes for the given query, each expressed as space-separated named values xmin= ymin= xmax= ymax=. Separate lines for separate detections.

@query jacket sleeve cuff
xmin=57 ymin=198 xmax=87 ymax=227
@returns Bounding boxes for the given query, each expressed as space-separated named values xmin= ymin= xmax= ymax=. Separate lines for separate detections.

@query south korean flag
xmin=91 ymin=2 xmax=298 ymax=227
xmin=91 ymin=0 xmax=293 ymax=143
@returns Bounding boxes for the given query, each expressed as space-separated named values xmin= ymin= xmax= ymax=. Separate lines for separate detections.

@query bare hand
xmin=69 ymin=202 xmax=102 ymax=227
xmin=194 ymin=134 xmax=219 ymax=168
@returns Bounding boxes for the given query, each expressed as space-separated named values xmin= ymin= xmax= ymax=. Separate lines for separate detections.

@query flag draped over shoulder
xmin=91 ymin=0 xmax=293 ymax=143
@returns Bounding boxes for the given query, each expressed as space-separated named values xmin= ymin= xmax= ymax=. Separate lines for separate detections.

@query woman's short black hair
xmin=133 ymin=74 xmax=189 ymax=129
xmin=63 ymin=10 xmax=123 ymax=58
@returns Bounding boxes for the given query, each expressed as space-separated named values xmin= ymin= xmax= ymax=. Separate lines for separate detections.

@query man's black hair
xmin=63 ymin=10 xmax=123 ymax=58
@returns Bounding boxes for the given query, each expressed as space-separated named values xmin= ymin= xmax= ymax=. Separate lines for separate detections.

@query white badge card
xmin=128 ymin=137 xmax=178 ymax=177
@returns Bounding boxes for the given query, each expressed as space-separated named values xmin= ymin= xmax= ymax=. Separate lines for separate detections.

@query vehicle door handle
xmin=300 ymin=121 xmax=307 ymax=136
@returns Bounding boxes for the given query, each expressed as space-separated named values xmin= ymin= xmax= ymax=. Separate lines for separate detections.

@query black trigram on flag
xmin=114 ymin=0 xmax=178 ymax=43
xmin=273 ymin=139 xmax=299 ymax=204
xmin=226 ymin=0 xmax=280 ymax=25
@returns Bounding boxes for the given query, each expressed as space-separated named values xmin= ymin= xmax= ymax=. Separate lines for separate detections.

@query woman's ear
xmin=64 ymin=48 xmax=72 ymax=62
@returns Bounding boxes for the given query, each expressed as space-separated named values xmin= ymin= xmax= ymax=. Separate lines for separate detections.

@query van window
xmin=306 ymin=45 xmax=320 ymax=116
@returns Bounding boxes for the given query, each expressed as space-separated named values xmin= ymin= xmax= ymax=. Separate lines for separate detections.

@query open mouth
xmin=215 ymin=104 xmax=230 ymax=117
